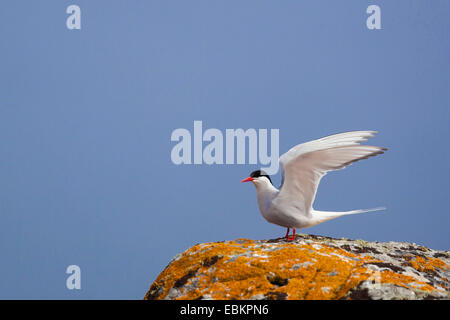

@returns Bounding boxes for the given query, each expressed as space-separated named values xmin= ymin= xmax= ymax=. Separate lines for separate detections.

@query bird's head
xmin=241 ymin=170 xmax=273 ymax=188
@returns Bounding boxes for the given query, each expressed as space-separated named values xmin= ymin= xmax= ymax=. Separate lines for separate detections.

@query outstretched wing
xmin=277 ymin=131 xmax=386 ymax=217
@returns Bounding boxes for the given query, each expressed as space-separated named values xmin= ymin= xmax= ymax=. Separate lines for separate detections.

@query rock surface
xmin=145 ymin=234 xmax=449 ymax=300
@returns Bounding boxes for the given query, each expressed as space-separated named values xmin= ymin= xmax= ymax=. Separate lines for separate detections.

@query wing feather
xmin=277 ymin=131 xmax=386 ymax=217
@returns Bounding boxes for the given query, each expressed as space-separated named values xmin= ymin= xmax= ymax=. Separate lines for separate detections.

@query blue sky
xmin=0 ymin=1 xmax=449 ymax=299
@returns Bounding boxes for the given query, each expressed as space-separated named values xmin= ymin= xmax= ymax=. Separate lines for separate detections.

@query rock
xmin=144 ymin=234 xmax=450 ymax=300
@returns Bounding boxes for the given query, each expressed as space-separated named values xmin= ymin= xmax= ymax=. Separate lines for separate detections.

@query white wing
xmin=277 ymin=131 xmax=386 ymax=217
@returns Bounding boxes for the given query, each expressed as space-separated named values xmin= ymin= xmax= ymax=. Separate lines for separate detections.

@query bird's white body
xmin=244 ymin=131 xmax=386 ymax=230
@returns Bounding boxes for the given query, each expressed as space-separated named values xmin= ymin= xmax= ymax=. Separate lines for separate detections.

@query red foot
xmin=284 ymin=228 xmax=290 ymax=239
xmin=284 ymin=228 xmax=296 ymax=241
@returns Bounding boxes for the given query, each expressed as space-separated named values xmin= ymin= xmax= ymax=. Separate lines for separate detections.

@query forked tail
xmin=311 ymin=207 xmax=386 ymax=225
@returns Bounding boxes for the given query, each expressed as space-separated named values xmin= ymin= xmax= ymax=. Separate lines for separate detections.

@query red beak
xmin=241 ymin=177 xmax=254 ymax=183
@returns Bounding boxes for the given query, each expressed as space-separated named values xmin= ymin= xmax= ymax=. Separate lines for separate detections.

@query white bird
xmin=241 ymin=130 xmax=387 ymax=240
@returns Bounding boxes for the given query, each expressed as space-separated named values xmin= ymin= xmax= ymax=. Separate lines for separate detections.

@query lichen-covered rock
xmin=145 ymin=234 xmax=450 ymax=300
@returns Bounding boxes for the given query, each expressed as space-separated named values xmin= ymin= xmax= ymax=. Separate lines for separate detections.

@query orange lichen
xmin=145 ymin=239 xmax=449 ymax=300
xmin=407 ymin=255 xmax=449 ymax=274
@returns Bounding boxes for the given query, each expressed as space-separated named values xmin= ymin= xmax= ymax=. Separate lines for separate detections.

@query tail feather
xmin=341 ymin=206 xmax=386 ymax=215
xmin=311 ymin=207 xmax=386 ymax=224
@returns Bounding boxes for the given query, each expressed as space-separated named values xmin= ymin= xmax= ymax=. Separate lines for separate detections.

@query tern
xmin=241 ymin=131 xmax=387 ymax=240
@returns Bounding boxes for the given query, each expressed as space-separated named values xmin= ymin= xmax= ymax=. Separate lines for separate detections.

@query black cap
xmin=249 ymin=170 xmax=272 ymax=184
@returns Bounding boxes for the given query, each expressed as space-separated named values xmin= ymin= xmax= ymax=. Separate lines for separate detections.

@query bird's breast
xmin=261 ymin=200 xmax=312 ymax=228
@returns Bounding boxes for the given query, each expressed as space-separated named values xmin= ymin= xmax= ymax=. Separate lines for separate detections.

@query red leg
xmin=288 ymin=228 xmax=296 ymax=241
xmin=284 ymin=228 xmax=290 ymax=239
